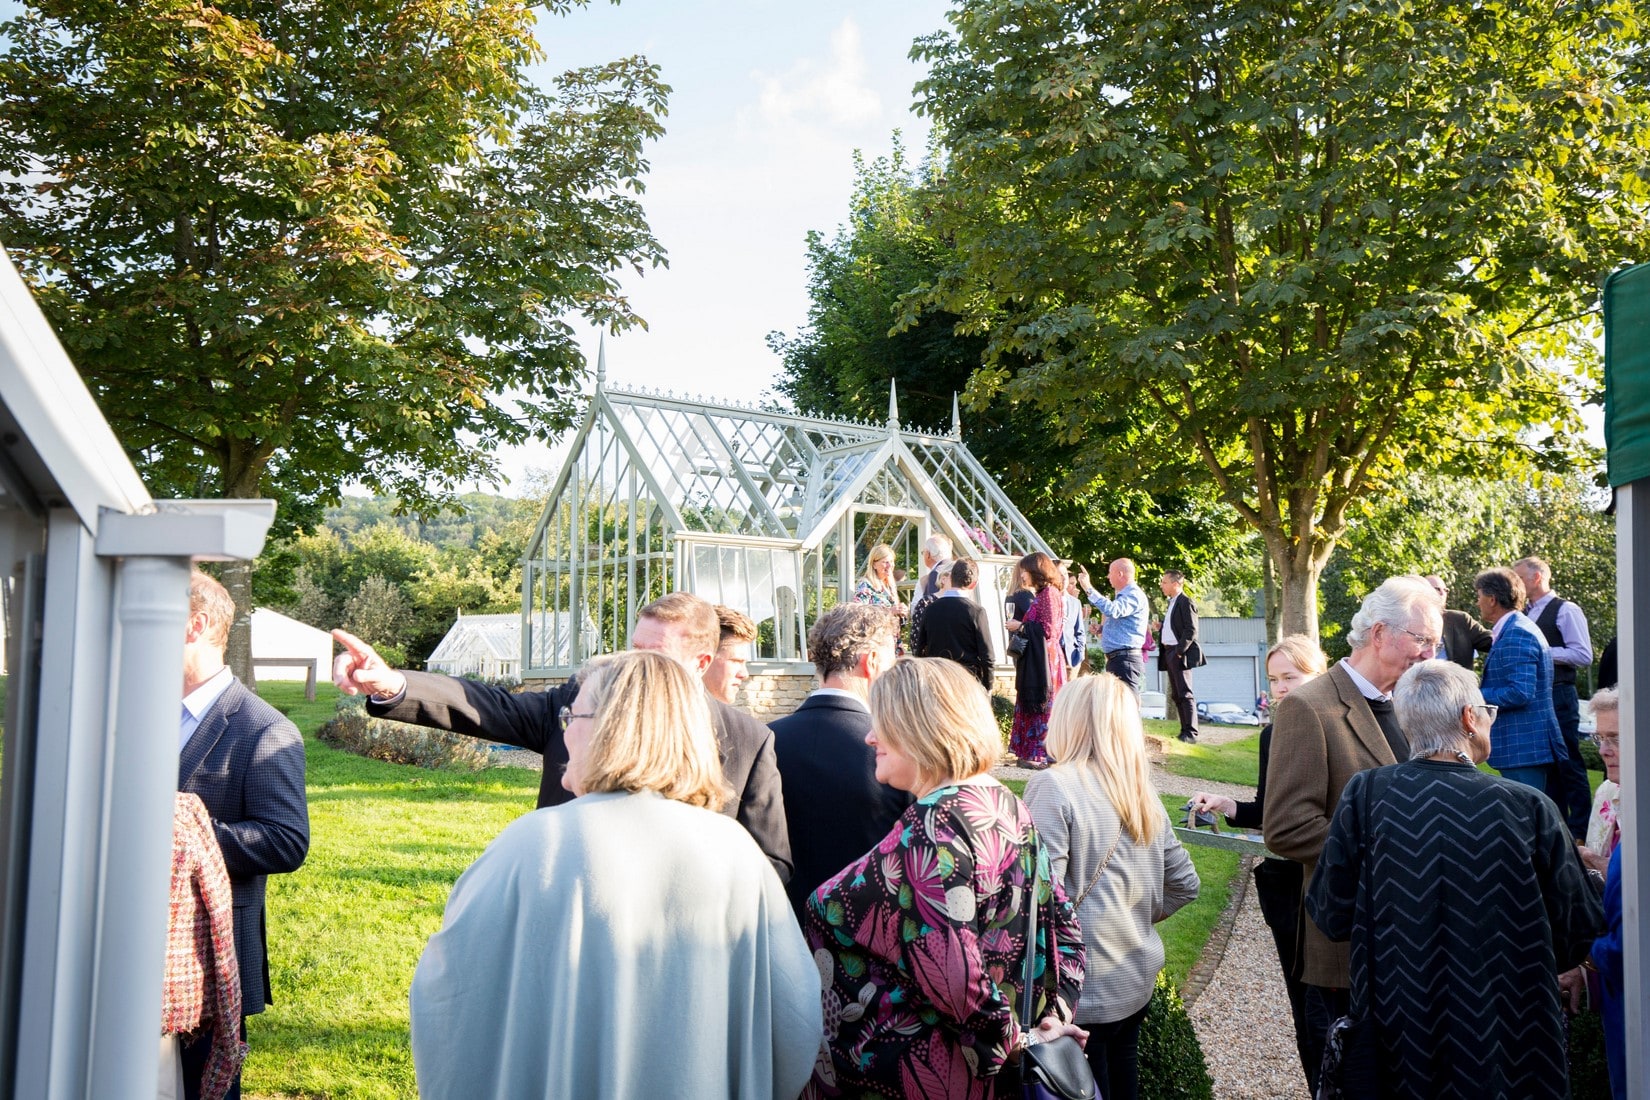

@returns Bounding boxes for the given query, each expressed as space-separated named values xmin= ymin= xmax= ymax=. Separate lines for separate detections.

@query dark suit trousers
xmin=1105 ymin=650 xmax=1144 ymax=695
xmin=1164 ymin=648 xmax=1197 ymax=737
xmin=182 ymin=1017 xmax=246 ymax=1100
xmin=1552 ymin=683 xmax=1590 ymax=837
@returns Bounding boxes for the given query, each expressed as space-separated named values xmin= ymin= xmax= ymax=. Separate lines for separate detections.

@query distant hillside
xmin=325 ymin=492 xmax=536 ymax=552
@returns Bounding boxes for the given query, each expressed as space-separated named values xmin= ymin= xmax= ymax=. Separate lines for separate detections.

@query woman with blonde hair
xmin=855 ymin=541 xmax=909 ymax=652
xmin=804 ymin=658 xmax=1087 ymax=1099
xmin=411 ymin=650 xmax=821 ymax=1100
xmin=1024 ymin=673 xmax=1198 ymax=1100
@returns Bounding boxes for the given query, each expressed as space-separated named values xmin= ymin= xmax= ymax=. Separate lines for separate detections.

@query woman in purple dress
xmin=803 ymin=658 xmax=1086 ymax=1100
xmin=1006 ymin=551 xmax=1069 ymax=768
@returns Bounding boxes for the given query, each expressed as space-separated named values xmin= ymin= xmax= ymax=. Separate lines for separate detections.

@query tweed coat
xmin=179 ymin=677 xmax=310 ymax=1015
xmin=1262 ymin=662 xmax=1396 ymax=988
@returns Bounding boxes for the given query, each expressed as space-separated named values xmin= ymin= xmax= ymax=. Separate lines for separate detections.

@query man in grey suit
xmin=1263 ymin=575 xmax=1441 ymax=1094
xmin=179 ymin=571 xmax=310 ymax=1100
xmin=333 ymin=592 xmax=793 ymax=881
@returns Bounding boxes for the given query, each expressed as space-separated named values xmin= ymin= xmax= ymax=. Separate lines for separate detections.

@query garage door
xmin=1196 ymin=648 xmax=1263 ymax=708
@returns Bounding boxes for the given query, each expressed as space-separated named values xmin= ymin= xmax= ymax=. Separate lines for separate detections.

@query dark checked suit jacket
xmin=371 ymin=670 xmax=793 ymax=882
xmin=179 ymin=678 xmax=310 ymax=1015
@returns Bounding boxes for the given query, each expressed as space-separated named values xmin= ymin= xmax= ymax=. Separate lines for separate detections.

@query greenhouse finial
xmin=887 ymin=378 xmax=899 ymax=433
xmin=595 ymin=334 xmax=607 ymax=389
xmin=951 ymin=392 xmax=962 ymax=439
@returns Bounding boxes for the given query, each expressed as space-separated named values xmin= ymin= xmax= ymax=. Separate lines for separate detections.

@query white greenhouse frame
xmin=520 ymin=354 xmax=1054 ymax=677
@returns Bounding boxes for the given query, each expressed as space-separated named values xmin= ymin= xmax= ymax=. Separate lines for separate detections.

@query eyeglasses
xmin=1591 ymin=734 xmax=1620 ymax=749
xmin=1473 ymin=703 xmax=1499 ymax=724
xmin=558 ymin=705 xmax=596 ymax=725
xmin=1391 ymin=625 xmax=1440 ymax=650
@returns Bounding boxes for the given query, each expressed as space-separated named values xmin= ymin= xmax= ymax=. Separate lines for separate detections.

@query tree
xmin=341 ymin=575 xmax=413 ymax=666
xmin=913 ymin=0 xmax=1650 ymax=637
xmin=771 ymin=141 xmax=1247 ymax=578
xmin=0 ymin=0 xmax=668 ymax=676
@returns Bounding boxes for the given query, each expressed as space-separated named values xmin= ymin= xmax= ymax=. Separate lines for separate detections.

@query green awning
xmin=1606 ymin=262 xmax=1650 ymax=487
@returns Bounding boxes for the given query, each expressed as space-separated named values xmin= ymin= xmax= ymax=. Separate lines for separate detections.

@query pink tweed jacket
xmin=163 ymin=793 xmax=245 ymax=1100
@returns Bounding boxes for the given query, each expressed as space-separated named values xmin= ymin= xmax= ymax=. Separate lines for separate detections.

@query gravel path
xmin=1188 ymin=867 xmax=1312 ymax=1099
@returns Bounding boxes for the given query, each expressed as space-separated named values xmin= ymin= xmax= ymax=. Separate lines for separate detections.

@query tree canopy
xmin=913 ymin=0 xmax=1650 ymax=637
xmin=0 ymin=0 xmax=667 ymax=670
xmin=770 ymin=141 xmax=1247 ymax=581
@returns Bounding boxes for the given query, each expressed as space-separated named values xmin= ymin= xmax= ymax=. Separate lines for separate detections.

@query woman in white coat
xmin=410 ymin=649 xmax=821 ymax=1100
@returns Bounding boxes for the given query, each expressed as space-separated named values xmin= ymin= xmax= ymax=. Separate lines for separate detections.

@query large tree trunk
xmin=1273 ymin=551 xmax=1323 ymax=640
xmin=222 ymin=556 xmax=256 ymax=687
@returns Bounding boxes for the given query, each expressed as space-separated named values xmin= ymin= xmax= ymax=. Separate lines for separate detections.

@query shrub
xmin=1568 ymin=1008 xmax=1611 ymax=1100
xmin=316 ymin=695 xmax=490 ymax=771
xmin=991 ymin=693 xmax=1015 ymax=744
xmin=1139 ymin=973 xmax=1215 ymax=1100
xmin=1579 ymin=737 xmax=1604 ymax=772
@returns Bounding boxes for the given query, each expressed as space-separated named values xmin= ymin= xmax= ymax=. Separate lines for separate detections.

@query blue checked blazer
xmin=1480 ymin=612 xmax=1568 ymax=771
xmin=179 ymin=677 xmax=309 ymax=1015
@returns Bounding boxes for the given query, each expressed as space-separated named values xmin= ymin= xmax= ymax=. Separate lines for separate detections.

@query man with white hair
xmin=918 ymin=532 xmax=954 ymax=600
xmin=1263 ymin=575 xmax=1442 ymax=1094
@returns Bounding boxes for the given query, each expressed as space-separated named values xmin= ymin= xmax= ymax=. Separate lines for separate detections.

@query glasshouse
xmin=520 ymin=353 xmax=1054 ymax=706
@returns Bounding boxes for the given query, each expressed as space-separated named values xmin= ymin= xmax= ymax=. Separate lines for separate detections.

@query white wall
xmin=250 ymin=608 xmax=333 ymax=681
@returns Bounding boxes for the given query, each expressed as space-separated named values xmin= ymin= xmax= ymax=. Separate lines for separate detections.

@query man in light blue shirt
xmin=1078 ymin=557 xmax=1150 ymax=694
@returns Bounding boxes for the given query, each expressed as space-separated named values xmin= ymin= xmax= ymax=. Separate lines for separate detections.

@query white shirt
xmin=808 ymin=687 xmax=869 ymax=710
xmin=1161 ymin=595 xmax=1180 ymax=645
xmin=180 ymin=666 xmax=234 ymax=752
xmin=1337 ymin=658 xmax=1389 ymax=703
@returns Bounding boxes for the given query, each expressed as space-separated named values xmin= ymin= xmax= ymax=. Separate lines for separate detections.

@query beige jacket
xmin=1262 ymin=662 xmax=1397 ymax=987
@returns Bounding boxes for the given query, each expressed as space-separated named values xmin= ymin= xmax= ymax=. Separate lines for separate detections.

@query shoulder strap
xmin=1019 ymin=828 xmax=1044 ymax=1029
xmin=1071 ymin=826 xmax=1122 ymax=910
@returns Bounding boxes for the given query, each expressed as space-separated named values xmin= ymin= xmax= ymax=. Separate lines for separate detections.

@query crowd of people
xmin=166 ymin=535 xmax=1627 ymax=1100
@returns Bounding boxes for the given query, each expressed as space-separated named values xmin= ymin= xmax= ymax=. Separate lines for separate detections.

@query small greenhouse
xmin=520 ymin=354 xmax=1054 ymax=678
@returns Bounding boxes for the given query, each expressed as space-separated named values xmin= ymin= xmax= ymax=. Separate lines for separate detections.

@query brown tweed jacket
xmin=1262 ymin=662 xmax=1398 ymax=988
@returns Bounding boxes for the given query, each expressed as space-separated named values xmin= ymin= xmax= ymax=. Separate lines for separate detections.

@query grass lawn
xmin=248 ymin=682 xmax=542 ymax=1099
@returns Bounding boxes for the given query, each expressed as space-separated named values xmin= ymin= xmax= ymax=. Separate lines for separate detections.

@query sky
xmin=483 ymin=0 xmax=955 ymax=491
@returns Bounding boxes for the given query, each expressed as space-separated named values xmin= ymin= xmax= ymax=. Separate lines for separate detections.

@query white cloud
xmin=743 ymin=18 xmax=883 ymax=133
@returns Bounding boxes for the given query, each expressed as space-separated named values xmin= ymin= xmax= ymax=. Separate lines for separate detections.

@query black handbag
xmin=1018 ymin=831 xmax=1100 ymax=1100
xmin=1317 ymin=1015 xmax=1378 ymax=1100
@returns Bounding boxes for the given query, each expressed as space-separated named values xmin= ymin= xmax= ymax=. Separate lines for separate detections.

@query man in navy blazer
xmin=1474 ymin=566 xmax=1567 ymax=795
xmin=769 ymin=603 xmax=913 ymax=916
xmin=179 ymin=571 xmax=310 ymax=1100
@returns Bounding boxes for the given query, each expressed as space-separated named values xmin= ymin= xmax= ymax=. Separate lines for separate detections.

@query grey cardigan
xmin=1024 ymin=766 xmax=1200 ymax=1023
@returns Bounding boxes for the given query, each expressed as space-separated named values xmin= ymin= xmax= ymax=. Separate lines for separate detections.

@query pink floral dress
xmin=1009 ymin=585 xmax=1069 ymax=764
xmin=803 ymin=782 xmax=1085 ymax=1099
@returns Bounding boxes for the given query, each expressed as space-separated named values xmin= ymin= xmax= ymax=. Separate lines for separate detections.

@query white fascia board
xmin=95 ymin=498 xmax=276 ymax=561
xmin=0 ymin=246 xmax=151 ymax=521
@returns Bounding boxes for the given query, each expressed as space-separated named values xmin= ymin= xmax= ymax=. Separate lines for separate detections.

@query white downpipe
xmin=85 ymin=556 xmax=191 ymax=1100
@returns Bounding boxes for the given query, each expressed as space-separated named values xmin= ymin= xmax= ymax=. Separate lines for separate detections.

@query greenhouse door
xmin=848 ymin=507 xmax=926 ymax=605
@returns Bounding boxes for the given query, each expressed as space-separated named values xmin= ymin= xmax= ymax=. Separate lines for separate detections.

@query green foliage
xmin=0 ymin=0 xmax=666 ymax=505
xmin=269 ymin=492 xmax=535 ymax=664
xmin=771 ymin=139 xmax=1249 ymax=576
xmin=316 ymin=695 xmax=490 ymax=772
xmin=1139 ymin=973 xmax=1215 ymax=1100
xmin=1569 ymin=1008 xmax=1612 ymax=1100
xmin=912 ymin=0 xmax=1650 ymax=638
xmin=991 ymin=692 xmax=1015 ymax=743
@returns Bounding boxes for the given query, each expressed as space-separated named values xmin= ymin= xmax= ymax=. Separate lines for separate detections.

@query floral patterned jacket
xmin=803 ymin=781 xmax=1085 ymax=1099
